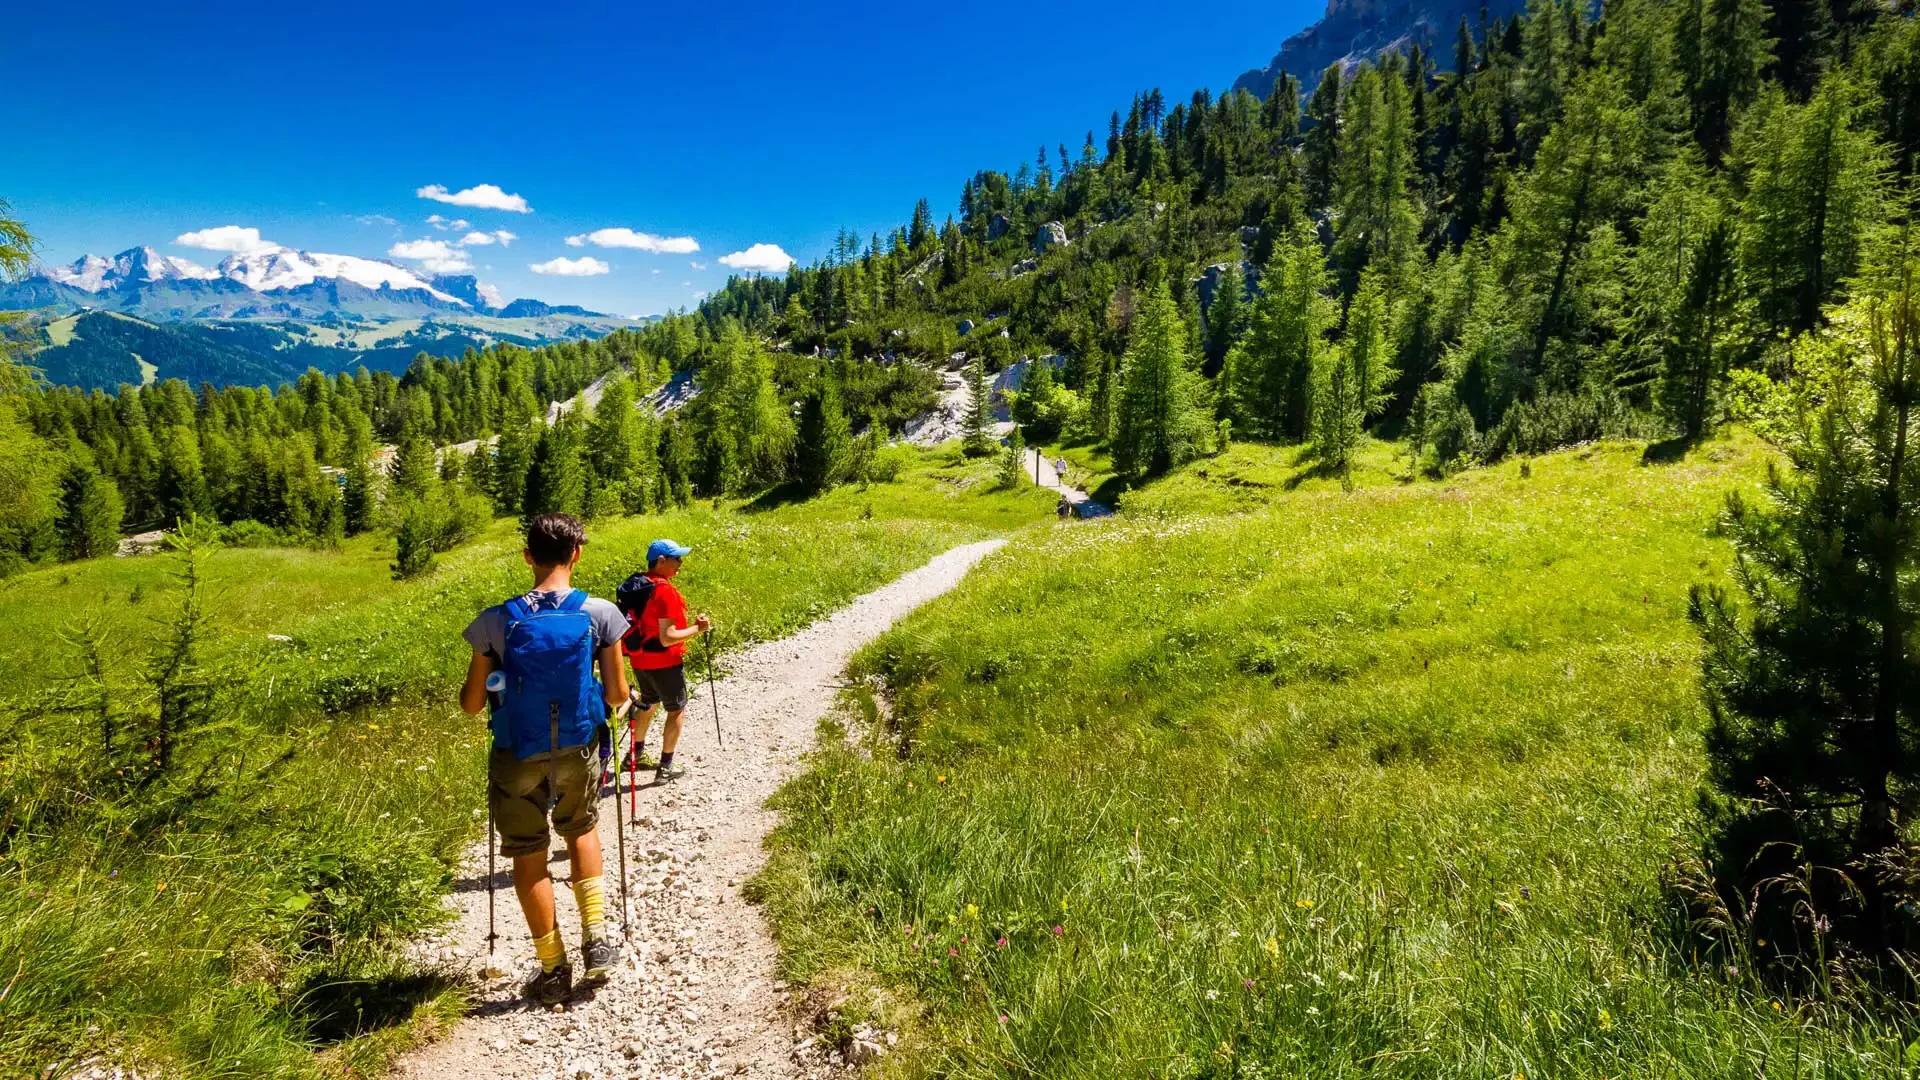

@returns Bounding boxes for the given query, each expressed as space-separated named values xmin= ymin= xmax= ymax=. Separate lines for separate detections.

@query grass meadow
xmin=757 ymin=433 xmax=1920 ymax=1077
xmin=0 ymin=446 xmax=1053 ymax=1078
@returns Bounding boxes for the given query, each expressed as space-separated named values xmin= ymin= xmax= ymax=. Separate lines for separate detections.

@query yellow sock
xmin=573 ymin=875 xmax=607 ymax=938
xmin=532 ymin=928 xmax=567 ymax=972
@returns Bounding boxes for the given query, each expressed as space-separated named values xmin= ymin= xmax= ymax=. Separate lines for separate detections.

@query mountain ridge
xmin=10 ymin=244 xmax=605 ymax=322
xmin=1232 ymin=0 xmax=1525 ymax=97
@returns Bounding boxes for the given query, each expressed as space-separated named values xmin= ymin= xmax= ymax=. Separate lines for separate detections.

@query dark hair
xmin=525 ymin=513 xmax=587 ymax=566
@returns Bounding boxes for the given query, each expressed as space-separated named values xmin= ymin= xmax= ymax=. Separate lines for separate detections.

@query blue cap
xmin=647 ymin=538 xmax=692 ymax=566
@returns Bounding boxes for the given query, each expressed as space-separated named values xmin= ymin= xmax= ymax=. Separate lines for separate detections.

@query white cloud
xmin=175 ymin=225 xmax=280 ymax=254
xmin=693 ymin=290 xmax=708 ymax=301
xmin=689 ymin=261 xmax=706 ymax=271
xmin=458 ymin=229 xmax=518 ymax=247
xmin=717 ymin=243 xmax=794 ymax=273
xmin=529 ymin=256 xmax=610 ymax=276
xmin=416 ymin=183 xmax=532 ymax=213
xmin=564 ymin=227 xmax=700 ymax=254
xmin=389 ymin=238 xmax=473 ymax=274
xmin=426 ymin=214 xmax=473 ymax=232
xmin=651 ymin=268 xmax=662 ymax=275
xmin=355 ymin=213 xmax=398 ymax=227
xmin=477 ymin=281 xmax=505 ymax=308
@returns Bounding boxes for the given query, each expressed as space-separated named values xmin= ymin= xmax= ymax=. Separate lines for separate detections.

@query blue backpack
xmin=489 ymin=590 xmax=603 ymax=759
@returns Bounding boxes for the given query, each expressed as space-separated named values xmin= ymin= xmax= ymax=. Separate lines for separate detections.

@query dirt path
xmin=395 ymin=540 xmax=1005 ymax=1080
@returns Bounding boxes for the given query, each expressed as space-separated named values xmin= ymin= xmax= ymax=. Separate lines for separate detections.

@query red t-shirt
xmin=629 ymin=574 xmax=688 ymax=670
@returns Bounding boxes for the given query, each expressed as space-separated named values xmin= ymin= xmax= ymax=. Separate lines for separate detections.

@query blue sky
xmin=2 ymin=0 xmax=1316 ymax=316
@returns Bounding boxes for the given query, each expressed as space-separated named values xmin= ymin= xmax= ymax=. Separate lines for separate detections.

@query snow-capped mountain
xmin=48 ymin=246 xmax=222 ymax=291
xmin=38 ymin=245 xmax=466 ymax=307
xmin=216 ymin=248 xmax=465 ymax=304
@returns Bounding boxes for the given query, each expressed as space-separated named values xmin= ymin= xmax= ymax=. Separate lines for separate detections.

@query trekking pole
xmin=705 ymin=629 xmax=725 ymax=750
xmin=604 ymin=713 xmax=631 ymax=942
xmin=483 ymin=670 xmax=505 ymax=964
xmin=486 ymin=788 xmax=498 ymax=961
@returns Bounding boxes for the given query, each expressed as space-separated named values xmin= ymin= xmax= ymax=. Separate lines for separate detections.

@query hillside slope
xmin=747 ymin=434 xmax=1901 ymax=1076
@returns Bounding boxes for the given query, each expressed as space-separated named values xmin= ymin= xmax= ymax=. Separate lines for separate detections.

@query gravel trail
xmin=395 ymin=540 xmax=1005 ymax=1080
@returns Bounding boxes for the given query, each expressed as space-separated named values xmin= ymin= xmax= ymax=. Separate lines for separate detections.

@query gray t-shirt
xmin=463 ymin=589 xmax=627 ymax=662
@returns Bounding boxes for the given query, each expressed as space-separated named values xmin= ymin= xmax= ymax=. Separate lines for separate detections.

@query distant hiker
xmin=1056 ymin=495 xmax=1071 ymax=518
xmin=615 ymin=538 xmax=712 ymax=783
xmin=459 ymin=512 xmax=632 ymax=1004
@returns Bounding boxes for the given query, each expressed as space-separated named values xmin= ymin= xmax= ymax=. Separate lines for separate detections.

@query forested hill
xmin=6 ymin=0 xmax=1919 ymax=579
xmin=690 ymin=0 xmax=1917 ymax=479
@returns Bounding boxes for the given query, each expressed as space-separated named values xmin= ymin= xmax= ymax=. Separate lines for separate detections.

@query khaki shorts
xmin=489 ymin=743 xmax=600 ymax=857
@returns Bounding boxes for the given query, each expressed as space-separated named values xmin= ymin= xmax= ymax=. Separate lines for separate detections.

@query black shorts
xmin=632 ymin=663 xmax=688 ymax=712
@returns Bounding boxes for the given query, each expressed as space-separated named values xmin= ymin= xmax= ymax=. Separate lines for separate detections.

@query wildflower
xmin=1771 ymin=1000 xmax=1782 ymax=1012
xmin=1242 ymin=977 xmax=1256 ymax=991
xmin=1336 ymin=970 xmax=1355 ymax=982
xmin=1295 ymin=898 xmax=1314 ymax=909
xmin=1598 ymin=1008 xmax=1613 ymax=1031
xmin=1205 ymin=989 xmax=1220 ymax=1001
xmin=937 ymin=775 xmax=948 ymax=784
xmin=996 ymin=936 xmax=1008 ymax=949
xmin=1305 ymin=1006 xmax=1320 ymax=1016
xmin=998 ymin=1013 xmax=1009 ymax=1024
xmin=1052 ymin=924 xmax=1065 ymax=937
xmin=965 ymin=903 xmax=979 ymax=919
xmin=1263 ymin=937 xmax=1280 ymax=958
xmin=948 ymin=946 xmax=959 ymax=957
xmin=155 ymin=882 xmax=168 ymax=893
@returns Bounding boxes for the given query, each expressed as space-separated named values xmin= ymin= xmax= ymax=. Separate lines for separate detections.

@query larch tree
xmin=1224 ymin=225 xmax=1336 ymax=441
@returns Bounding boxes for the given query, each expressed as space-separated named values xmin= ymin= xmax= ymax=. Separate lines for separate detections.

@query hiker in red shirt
xmin=621 ymin=538 xmax=711 ymax=781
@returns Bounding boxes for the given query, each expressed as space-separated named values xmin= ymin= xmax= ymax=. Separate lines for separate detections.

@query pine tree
xmin=1738 ymin=77 xmax=1890 ymax=333
xmin=341 ymin=456 xmax=377 ymax=536
xmin=1204 ymin=262 xmax=1246 ymax=369
xmin=1661 ymin=218 xmax=1739 ymax=439
xmin=1333 ymin=66 xmax=1420 ymax=286
xmin=1345 ymin=270 xmax=1397 ymax=422
xmin=522 ymin=418 xmax=586 ymax=519
xmin=997 ymin=426 xmax=1026 ymax=489
xmin=490 ymin=420 xmax=534 ymax=516
xmin=152 ymin=425 xmax=210 ymax=526
xmin=1225 ymin=225 xmax=1335 ymax=440
xmin=1312 ymin=333 xmax=1366 ymax=488
xmin=660 ymin=415 xmax=695 ymax=507
xmin=389 ymin=429 xmax=437 ymax=501
xmin=56 ymin=453 xmax=123 ymax=561
xmin=1112 ymin=279 xmax=1208 ymax=478
xmin=962 ymin=353 xmax=993 ymax=457
xmin=1304 ymin=64 xmax=1344 ymax=209
xmin=1692 ymin=229 xmax=1920 ymax=955
xmin=1685 ymin=0 xmax=1772 ymax=163
xmin=797 ymin=380 xmax=854 ymax=493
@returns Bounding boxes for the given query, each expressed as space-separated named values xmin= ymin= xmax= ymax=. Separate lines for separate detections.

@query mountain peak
xmin=1231 ymin=0 xmax=1523 ymax=98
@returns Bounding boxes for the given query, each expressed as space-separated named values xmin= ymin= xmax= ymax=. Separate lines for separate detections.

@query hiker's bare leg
xmin=566 ymin=828 xmax=603 ymax=881
xmin=631 ymin=702 xmax=659 ymax=747
xmin=660 ymin=708 xmax=684 ymax=756
xmin=512 ymin=851 xmax=556 ymax=938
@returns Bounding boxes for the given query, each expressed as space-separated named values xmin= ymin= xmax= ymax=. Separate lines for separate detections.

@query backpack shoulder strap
xmin=558 ymin=589 xmax=587 ymax=613
xmin=503 ymin=596 xmax=532 ymax=622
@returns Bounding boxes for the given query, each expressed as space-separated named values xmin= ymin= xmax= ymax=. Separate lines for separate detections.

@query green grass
xmin=758 ymin=432 xmax=1920 ymax=1076
xmin=0 ymin=445 xmax=1053 ymax=1078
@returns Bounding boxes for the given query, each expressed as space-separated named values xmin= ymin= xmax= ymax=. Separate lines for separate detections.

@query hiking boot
xmin=581 ymin=933 xmax=621 ymax=983
xmin=525 ymin=963 xmax=572 ymax=1005
xmin=656 ymin=761 xmax=686 ymax=782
